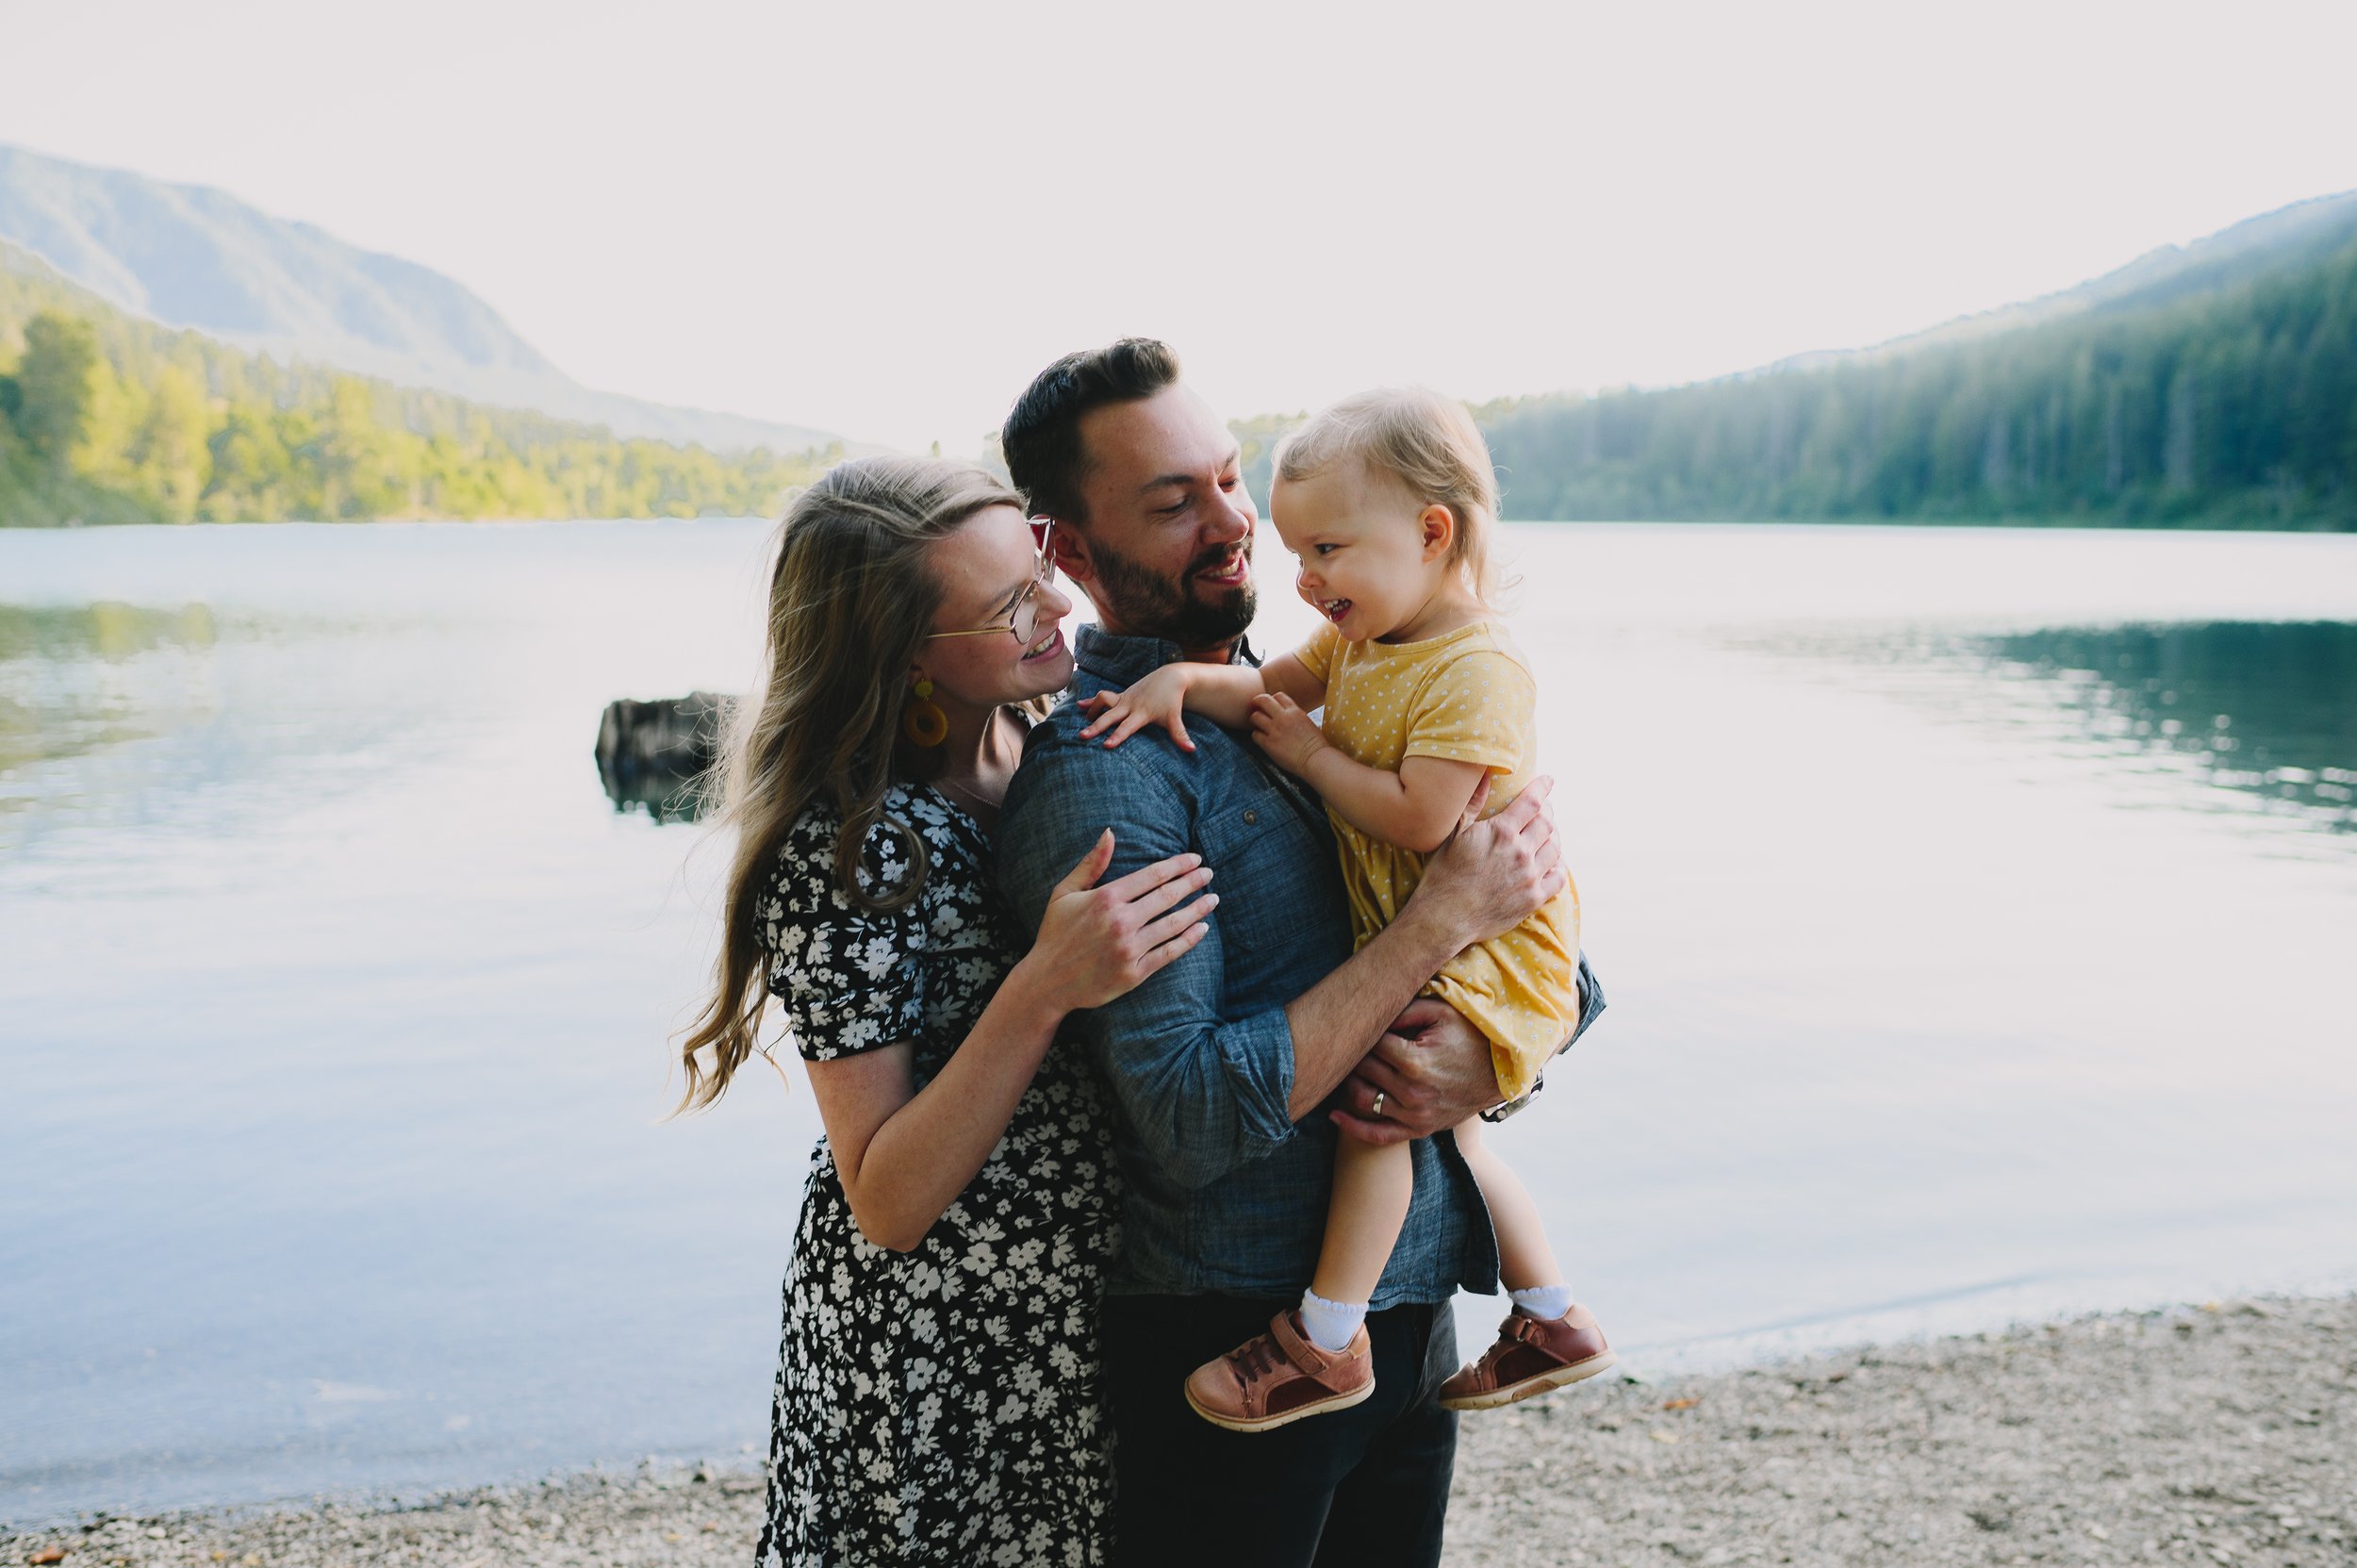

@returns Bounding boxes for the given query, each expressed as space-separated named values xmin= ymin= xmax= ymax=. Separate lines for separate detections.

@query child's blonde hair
xmin=1274 ymin=387 xmax=1504 ymax=604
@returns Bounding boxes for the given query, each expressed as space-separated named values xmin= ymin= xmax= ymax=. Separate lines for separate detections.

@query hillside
xmin=1468 ymin=192 xmax=2357 ymax=528
xmin=0 ymin=144 xmax=839 ymax=456
xmin=0 ymin=239 xmax=837 ymax=526
xmin=1229 ymin=194 xmax=2357 ymax=530
xmin=1776 ymin=190 xmax=2357 ymax=369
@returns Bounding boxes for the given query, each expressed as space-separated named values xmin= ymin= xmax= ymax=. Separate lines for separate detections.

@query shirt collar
xmin=1073 ymin=624 xmax=1260 ymax=686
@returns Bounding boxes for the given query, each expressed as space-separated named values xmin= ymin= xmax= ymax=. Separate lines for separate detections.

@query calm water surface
xmin=4 ymin=520 xmax=2354 ymax=1525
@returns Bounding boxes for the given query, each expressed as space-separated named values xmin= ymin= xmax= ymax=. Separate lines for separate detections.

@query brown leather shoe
xmin=1182 ymin=1311 xmax=1376 ymax=1432
xmin=1438 ymin=1303 xmax=1615 ymax=1411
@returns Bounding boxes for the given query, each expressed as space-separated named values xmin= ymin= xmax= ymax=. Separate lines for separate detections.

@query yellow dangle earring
xmin=901 ymin=677 xmax=948 ymax=748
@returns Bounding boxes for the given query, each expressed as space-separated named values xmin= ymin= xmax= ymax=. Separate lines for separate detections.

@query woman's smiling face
xmin=915 ymin=503 xmax=1076 ymax=708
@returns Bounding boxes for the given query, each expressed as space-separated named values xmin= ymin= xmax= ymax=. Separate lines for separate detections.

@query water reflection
xmin=598 ymin=763 xmax=712 ymax=824
xmin=592 ymin=693 xmax=729 ymax=823
xmin=594 ymin=620 xmax=2357 ymax=836
xmin=1985 ymin=622 xmax=2357 ymax=832
xmin=0 ymin=602 xmax=223 ymax=781
xmin=1752 ymin=617 xmax=2357 ymax=841
xmin=0 ymin=598 xmax=444 ymax=854
xmin=0 ymin=600 xmax=222 ymax=662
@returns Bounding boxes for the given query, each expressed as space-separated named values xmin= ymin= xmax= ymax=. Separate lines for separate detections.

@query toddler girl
xmin=1079 ymin=387 xmax=1610 ymax=1429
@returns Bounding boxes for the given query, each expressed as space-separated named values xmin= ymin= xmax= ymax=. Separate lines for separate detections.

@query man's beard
xmin=1088 ymin=537 xmax=1258 ymax=651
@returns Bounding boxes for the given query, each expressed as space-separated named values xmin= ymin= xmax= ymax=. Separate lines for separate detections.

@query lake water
xmin=4 ymin=520 xmax=2355 ymax=1527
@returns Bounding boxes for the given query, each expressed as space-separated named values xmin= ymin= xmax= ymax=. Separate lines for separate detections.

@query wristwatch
xmin=1479 ymin=951 xmax=1606 ymax=1124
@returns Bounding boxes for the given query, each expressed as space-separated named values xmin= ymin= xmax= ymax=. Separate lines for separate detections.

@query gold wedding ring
xmin=1371 ymin=1090 xmax=1387 ymax=1119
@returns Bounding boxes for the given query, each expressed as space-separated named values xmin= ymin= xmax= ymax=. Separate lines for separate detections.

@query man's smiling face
xmin=1056 ymin=383 xmax=1258 ymax=658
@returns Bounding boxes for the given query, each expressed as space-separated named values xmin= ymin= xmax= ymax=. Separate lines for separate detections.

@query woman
xmin=677 ymin=456 xmax=1213 ymax=1563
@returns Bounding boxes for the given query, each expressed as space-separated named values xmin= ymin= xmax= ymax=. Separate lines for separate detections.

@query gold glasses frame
xmin=923 ymin=518 xmax=1059 ymax=643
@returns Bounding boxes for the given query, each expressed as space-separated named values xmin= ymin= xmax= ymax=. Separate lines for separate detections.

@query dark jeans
xmin=1103 ymin=1293 xmax=1459 ymax=1568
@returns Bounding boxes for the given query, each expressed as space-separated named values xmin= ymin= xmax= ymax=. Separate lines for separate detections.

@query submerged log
xmin=595 ymin=692 xmax=735 ymax=819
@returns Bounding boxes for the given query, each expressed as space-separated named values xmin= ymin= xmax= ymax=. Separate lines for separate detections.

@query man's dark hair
xmin=1000 ymin=338 xmax=1181 ymax=524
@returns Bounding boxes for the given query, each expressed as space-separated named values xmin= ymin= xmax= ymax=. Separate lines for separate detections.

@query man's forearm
xmin=1282 ymin=901 xmax=1461 ymax=1120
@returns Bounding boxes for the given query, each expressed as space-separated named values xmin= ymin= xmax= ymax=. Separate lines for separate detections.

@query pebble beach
xmin=8 ymin=1296 xmax=2351 ymax=1568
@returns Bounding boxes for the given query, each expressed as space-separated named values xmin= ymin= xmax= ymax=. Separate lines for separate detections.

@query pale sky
xmin=7 ymin=0 xmax=2356 ymax=453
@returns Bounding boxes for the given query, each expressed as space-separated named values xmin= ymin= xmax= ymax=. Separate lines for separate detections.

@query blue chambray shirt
xmin=995 ymin=625 xmax=1500 ymax=1307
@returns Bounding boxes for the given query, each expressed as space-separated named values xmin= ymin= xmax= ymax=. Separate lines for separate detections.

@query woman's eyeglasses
xmin=924 ymin=519 xmax=1059 ymax=646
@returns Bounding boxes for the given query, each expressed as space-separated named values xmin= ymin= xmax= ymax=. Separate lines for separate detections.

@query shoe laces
xmin=1474 ymin=1317 xmax=1534 ymax=1374
xmin=1227 ymin=1334 xmax=1284 ymax=1389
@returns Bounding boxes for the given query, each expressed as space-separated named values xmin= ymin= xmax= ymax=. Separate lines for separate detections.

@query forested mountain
xmin=1468 ymin=192 xmax=2357 ymax=528
xmin=0 ymin=239 xmax=837 ymax=526
xmin=1776 ymin=191 xmax=2357 ymax=368
xmin=1231 ymin=194 xmax=2356 ymax=530
xmin=0 ymin=144 xmax=840 ymax=455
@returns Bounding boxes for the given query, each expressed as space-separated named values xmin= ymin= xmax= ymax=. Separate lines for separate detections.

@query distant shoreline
xmin=8 ymin=1293 xmax=2349 ymax=1564
xmin=7 ymin=511 xmax=2356 ymax=533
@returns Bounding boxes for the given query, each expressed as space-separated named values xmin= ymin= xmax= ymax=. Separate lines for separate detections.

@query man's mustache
xmin=1187 ymin=539 xmax=1252 ymax=581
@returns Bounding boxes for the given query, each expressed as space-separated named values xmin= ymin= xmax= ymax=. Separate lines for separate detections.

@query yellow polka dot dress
xmin=1296 ymin=619 xmax=1580 ymax=1099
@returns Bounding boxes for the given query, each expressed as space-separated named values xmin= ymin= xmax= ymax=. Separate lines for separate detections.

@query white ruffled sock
xmin=1299 ymin=1289 xmax=1368 ymax=1354
xmin=1510 ymin=1284 xmax=1574 ymax=1321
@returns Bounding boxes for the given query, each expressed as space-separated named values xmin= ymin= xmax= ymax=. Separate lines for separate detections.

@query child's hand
xmin=1079 ymin=666 xmax=1196 ymax=752
xmin=1248 ymin=692 xmax=1327 ymax=775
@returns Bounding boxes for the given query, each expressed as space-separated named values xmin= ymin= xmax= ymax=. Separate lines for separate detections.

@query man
xmin=995 ymin=339 xmax=1599 ymax=1566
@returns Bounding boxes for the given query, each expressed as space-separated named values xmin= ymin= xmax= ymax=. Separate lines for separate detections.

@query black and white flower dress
xmin=754 ymin=782 xmax=1121 ymax=1567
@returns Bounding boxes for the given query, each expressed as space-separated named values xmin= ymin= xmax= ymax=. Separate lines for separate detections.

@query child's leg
xmin=1180 ymin=1135 xmax=1405 ymax=1430
xmin=1296 ymin=1135 xmax=1414 ymax=1353
xmin=1434 ymin=1119 xmax=1613 ymax=1411
xmin=1452 ymin=1116 xmax=1572 ymax=1314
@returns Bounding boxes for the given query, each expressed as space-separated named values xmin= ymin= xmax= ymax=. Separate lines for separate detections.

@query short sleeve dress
xmin=752 ymin=781 xmax=1122 ymax=1567
xmin=1293 ymin=619 xmax=1582 ymax=1102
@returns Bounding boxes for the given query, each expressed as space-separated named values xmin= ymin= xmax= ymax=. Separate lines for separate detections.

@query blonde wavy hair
xmin=674 ymin=454 xmax=1025 ymax=1114
xmin=1274 ymin=387 xmax=1506 ymax=603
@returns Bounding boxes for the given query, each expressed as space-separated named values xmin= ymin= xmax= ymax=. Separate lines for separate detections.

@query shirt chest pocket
xmin=1195 ymin=784 xmax=1346 ymax=985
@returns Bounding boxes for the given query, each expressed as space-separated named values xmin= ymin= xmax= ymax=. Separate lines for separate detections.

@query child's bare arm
xmin=1080 ymin=652 xmax=1327 ymax=753
xmin=1257 ymin=652 xmax=1326 ymax=711
xmin=1079 ymin=662 xmax=1262 ymax=752
xmin=1250 ymin=692 xmax=1489 ymax=853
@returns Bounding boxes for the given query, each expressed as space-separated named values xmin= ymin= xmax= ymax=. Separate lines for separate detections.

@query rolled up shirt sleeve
xmin=997 ymin=743 xmax=1298 ymax=1191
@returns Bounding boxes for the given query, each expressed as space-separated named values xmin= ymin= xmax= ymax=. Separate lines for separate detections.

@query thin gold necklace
xmin=933 ymin=712 xmax=1017 ymax=819
xmin=933 ymin=772 xmax=996 ymax=818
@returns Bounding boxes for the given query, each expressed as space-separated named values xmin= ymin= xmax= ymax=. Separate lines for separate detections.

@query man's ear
xmin=1419 ymin=504 xmax=1457 ymax=565
xmin=1049 ymin=518 xmax=1096 ymax=586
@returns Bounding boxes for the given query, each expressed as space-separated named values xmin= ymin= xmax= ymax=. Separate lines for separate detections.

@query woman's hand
xmin=1405 ymin=775 xmax=1565 ymax=948
xmin=1025 ymin=830 xmax=1217 ymax=1011
xmin=813 ymin=832 xmax=1211 ymax=1254
xmin=1079 ymin=667 xmax=1197 ymax=751
xmin=1248 ymin=692 xmax=1327 ymax=775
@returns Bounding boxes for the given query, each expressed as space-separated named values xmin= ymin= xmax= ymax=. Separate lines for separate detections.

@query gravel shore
xmin=9 ymin=1295 xmax=2350 ymax=1567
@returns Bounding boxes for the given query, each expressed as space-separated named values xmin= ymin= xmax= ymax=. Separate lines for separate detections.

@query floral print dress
xmin=754 ymin=782 xmax=1122 ymax=1567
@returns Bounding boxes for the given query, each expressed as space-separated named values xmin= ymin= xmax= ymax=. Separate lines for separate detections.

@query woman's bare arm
xmin=804 ymin=835 xmax=1215 ymax=1251
xmin=801 ymin=961 xmax=1067 ymax=1251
